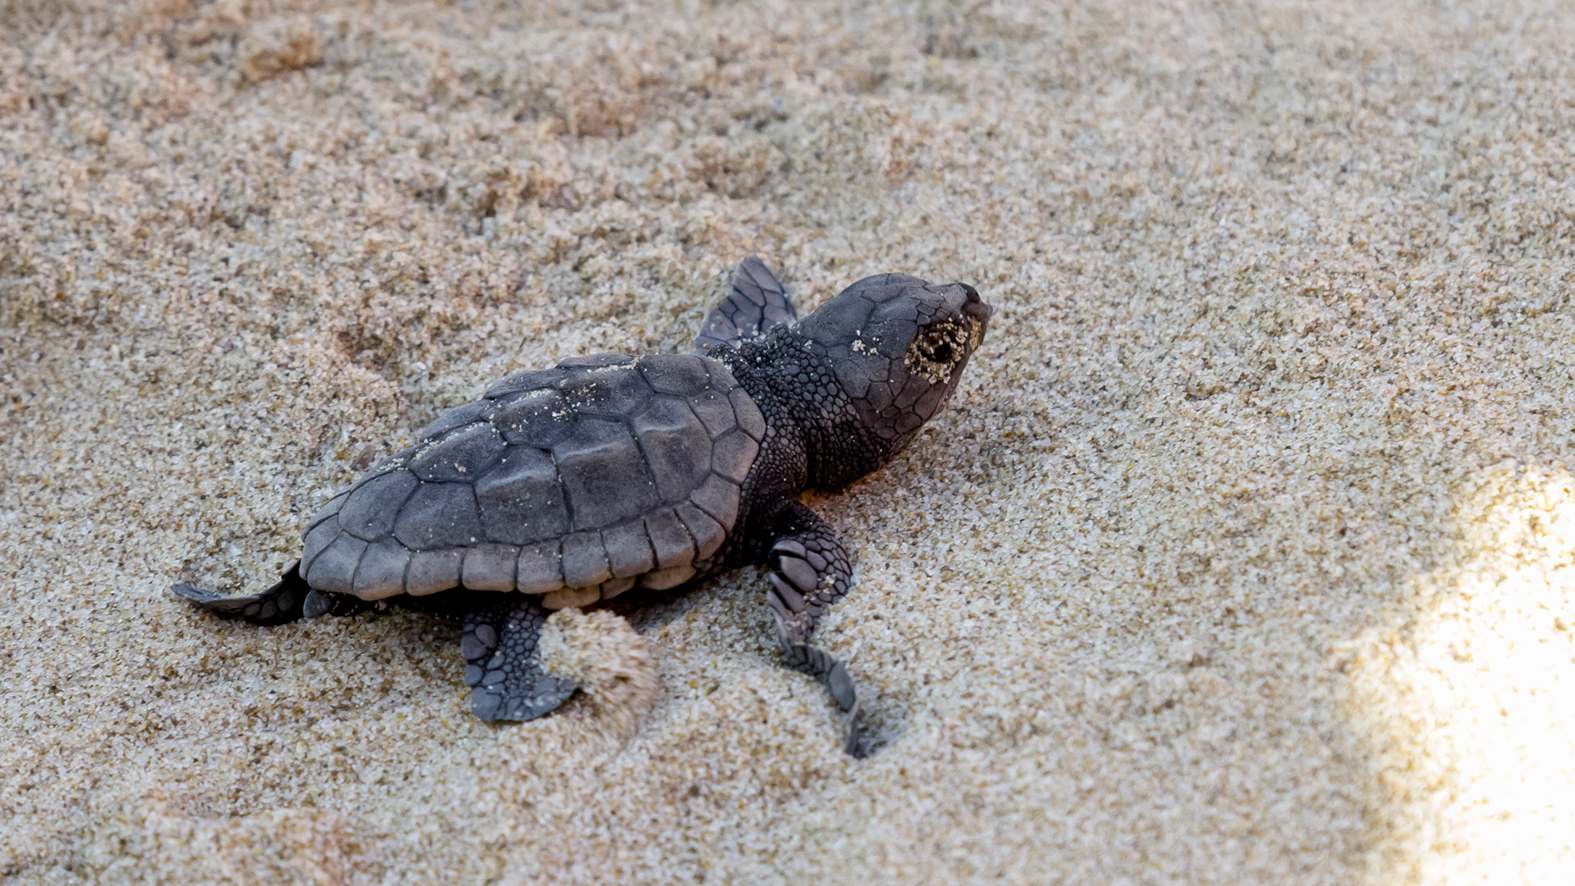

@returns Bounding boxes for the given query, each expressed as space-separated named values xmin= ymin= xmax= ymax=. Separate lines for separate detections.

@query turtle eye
xmin=903 ymin=321 xmax=966 ymax=383
xmin=917 ymin=332 xmax=955 ymax=365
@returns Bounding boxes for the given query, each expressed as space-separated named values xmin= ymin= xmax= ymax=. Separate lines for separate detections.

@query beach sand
xmin=3 ymin=1 xmax=1573 ymax=882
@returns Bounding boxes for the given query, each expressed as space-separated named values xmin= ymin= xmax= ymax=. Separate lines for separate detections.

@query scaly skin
xmin=712 ymin=273 xmax=990 ymax=753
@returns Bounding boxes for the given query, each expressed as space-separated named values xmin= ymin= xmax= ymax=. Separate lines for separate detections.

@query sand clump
xmin=537 ymin=608 xmax=664 ymax=746
xmin=3 ymin=0 xmax=1575 ymax=883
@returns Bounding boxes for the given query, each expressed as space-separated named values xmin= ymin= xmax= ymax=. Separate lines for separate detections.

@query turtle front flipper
xmin=463 ymin=594 xmax=577 ymax=722
xmin=171 ymin=560 xmax=363 ymax=626
xmin=695 ymin=256 xmax=798 ymax=354
xmin=760 ymin=500 xmax=864 ymax=756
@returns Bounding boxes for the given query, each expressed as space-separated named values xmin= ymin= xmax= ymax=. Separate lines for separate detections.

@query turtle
xmin=173 ymin=257 xmax=991 ymax=753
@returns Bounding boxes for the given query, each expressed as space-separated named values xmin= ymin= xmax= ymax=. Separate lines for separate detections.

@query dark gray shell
xmin=298 ymin=354 xmax=766 ymax=608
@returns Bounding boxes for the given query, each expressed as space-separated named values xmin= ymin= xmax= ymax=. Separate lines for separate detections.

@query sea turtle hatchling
xmin=173 ymin=257 xmax=991 ymax=753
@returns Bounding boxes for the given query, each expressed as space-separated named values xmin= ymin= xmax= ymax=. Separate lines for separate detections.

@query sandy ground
xmin=3 ymin=1 xmax=1574 ymax=883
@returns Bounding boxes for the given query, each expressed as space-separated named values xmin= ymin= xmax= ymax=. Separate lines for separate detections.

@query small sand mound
xmin=538 ymin=608 xmax=663 ymax=745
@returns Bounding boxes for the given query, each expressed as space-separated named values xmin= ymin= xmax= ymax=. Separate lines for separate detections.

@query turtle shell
xmin=298 ymin=354 xmax=767 ymax=608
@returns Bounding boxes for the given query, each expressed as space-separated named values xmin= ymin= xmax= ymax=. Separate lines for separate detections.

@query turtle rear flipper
xmin=171 ymin=561 xmax=364 ymax=625
xmin=171 ymin=561 xmax=311 ymax=626
xmin=462 ymin=594 xmax=577 ymax=722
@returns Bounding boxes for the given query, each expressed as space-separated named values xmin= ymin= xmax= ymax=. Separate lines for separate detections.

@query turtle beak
xmin=959 ymin=283 xmax=991 ymax=338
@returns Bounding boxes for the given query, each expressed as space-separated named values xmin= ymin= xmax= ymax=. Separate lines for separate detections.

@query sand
xmin=2 ymin=0 xmax=1573 ymax=883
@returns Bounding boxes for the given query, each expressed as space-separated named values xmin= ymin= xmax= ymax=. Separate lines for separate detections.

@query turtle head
xmin=797 ymin=273 xmax=992 ymax=458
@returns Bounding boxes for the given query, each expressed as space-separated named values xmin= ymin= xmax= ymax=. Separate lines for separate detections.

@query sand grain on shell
xmin=3 ymin=1 xmax=1574 ymax=883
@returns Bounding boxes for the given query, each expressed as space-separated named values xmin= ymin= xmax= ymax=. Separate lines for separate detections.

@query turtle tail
xmin=171 ymin=560 xmax=363 ymax=626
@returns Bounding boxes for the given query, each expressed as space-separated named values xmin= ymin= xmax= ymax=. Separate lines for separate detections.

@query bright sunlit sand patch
xmin=1346 ymin=464 xmax=1575 ymax=885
